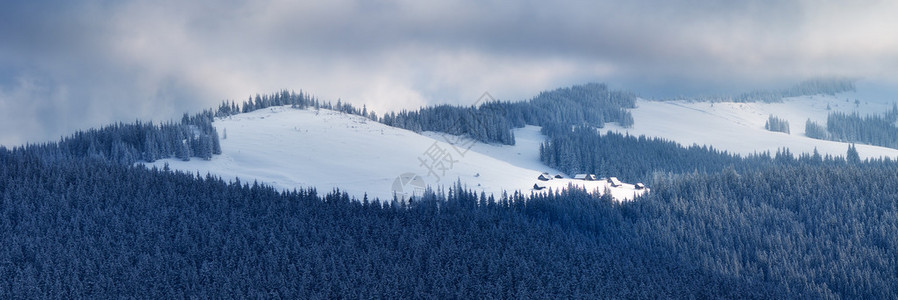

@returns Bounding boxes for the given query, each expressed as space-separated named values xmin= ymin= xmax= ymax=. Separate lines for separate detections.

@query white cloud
xmin=1 ymin=0 xmax=897 ymax=146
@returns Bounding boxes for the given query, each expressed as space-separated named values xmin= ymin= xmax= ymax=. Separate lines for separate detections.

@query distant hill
xmin=669 ymin=77 xmax=857 ymax=103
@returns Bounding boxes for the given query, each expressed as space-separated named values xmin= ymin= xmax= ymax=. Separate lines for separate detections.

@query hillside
xmin=604 ymin=93 xmax=898 ymax=160
xmin=149 ymin=106 xmax=646 ymax=201
xmin=147 ymin=83 xmax=898 ymax=202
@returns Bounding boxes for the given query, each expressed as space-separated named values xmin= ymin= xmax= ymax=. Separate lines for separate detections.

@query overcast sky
xmin=1 ymin=0 xmax=897 ymax=146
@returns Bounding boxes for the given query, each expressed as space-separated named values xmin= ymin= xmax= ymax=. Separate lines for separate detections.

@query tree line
xmin=539 ymin=125 xmax=870 ymax=184
xmin=805 ymin=104 xmax=898 ymax=149
xmin=17 ymin=110 xmax=221 ymax=164
xmin=212 ymin=83 xmax=636 ymax=146
xmin=669 ymin=77 xmax=857 ymax=103
xmin=381 ymin=83 xmax=636 ymax=144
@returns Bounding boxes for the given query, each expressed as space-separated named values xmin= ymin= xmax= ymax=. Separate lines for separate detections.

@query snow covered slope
xmin=604 ymin=94 xmax=898 ymax=160
xmin=148 ymin=106 xmax=646 ymax=202
xmin=147 ymin=85 xmax=896 ymax=202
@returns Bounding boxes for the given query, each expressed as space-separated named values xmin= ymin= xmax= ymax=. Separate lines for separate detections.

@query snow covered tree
xmin=847 ymin=144 xmax=860 ymax=163
xmin=765 ymin=115 xmax=790 ymax=134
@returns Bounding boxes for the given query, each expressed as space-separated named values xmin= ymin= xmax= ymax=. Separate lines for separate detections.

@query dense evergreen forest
xmin=4 ymin=82 xmax=898 ymax=297
xmin=381 ymin=83 xmax=636 ymax=144
xmin=22 ymin=111 xmax=222 ymax=164
xmin=540 ymin=126 xmax=779 ymax=183
xmin=4 ymin=129 xmax=898 ymax=297
xmin=806 ymin=104 xmax=898 ymax=149
xmin=0 ymin=149 xmax=755 ymax=298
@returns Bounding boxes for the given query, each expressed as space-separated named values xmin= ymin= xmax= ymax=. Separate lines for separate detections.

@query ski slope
xmin=148 ymin=106 xmax=646 ymax=202
xmin=604 ymin=93 xmax=898 ymax=160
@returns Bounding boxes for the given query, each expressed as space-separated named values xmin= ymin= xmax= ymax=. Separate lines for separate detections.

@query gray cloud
xmin=1 ymin=0 xmax=897 ymax=146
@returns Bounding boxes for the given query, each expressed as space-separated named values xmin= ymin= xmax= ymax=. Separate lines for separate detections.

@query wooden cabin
xmin=608 ymin=177 xmax=623 ymax=187
xmin=574 ymin=174 xmax=597 ymax=181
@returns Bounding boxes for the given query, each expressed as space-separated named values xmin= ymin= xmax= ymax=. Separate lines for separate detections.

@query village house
xmin=574 ymin=174 xmax=598 ymax=181
xmin=608 ymin=177 xmax=623 ymax=187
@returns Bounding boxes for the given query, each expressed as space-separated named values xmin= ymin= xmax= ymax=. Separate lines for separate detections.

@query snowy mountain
xmin=147 ymin=82 xmax=898 ymax=203
xmin=148 ymin=106 xmax=647 ymax=202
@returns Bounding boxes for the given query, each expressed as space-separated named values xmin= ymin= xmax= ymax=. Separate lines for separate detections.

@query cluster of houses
xmin=533 ymin=172 xmax=563 ymax=190
xmin=532 ymin=172 xmax=645 ymax=191
xmin=537 ymin=172 xmax=563 ymax=181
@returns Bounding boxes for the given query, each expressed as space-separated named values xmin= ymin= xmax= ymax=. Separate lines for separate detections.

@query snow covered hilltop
xmin=149 ymin=105 xmax=648 ymax=202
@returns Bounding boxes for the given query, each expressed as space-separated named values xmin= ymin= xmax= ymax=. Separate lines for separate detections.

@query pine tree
xmin=847 ymin=144 xmax=860 ymax=163
xmin=212 ymin=129 xmax=222 ymax=155
xmin=178 ymin=139 xmax=191 ymax=161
